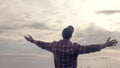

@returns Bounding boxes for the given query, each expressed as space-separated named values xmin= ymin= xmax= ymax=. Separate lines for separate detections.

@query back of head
xmin=62 ymin=25 xmax=74 ymax=40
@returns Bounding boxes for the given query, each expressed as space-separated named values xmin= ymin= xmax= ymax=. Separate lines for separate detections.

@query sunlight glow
xmin=68 ymin=0 xmax=120 ymax=31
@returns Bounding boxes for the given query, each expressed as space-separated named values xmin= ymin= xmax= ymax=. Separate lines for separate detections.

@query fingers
xmin=107 ymin=37 xmax=111 ymax=42
xmin=109 ymin=39 xmax=118 ymax=46
xmin=106 ymin=37 xmax=118 ymax=44
xmin=24 ymin=35 xmax=34 ymax=43
xmin=105 ymin=37 xmax=118 ymax=47
xmin=24 ymin=35 xmax=32 ymax=38
xmin=28 ymin=35 xmax=32 ymax=38
xmin=24 ymin=35 xmax=31 ymax=41
xmin=110 ymin=39 xmax=117 ymax=42
xmin=111 ymin=39 xmax=118 ymax=44
xmin=24 ymin=36 xmax=28 ymax=39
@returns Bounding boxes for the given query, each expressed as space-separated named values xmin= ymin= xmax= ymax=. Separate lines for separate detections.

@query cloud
xmin=0 ymin=0 xmax=120 ymax=68
xmin=0 ymin=50 xmax=54 ymax=68
xmin=23 ymin=22 xmax=51 ymax=30
xmin=0 ymin=0 xmax=120 ymax=47
xmin=0 ymin=26 xmax=16 ymax=33
xmin=73 ymin=23 xmax=120 ymax=48
xmin=96 ymin=10 xmax=120 ymax=15
xmin=0 ymin=0 xmax=66 ymax=41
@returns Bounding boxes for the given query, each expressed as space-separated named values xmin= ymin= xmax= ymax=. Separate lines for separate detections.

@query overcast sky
xmin=0 ymin=0 xmax=120 ymax=68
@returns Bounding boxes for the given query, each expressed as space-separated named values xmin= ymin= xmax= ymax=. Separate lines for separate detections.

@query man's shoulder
xmin=72 ymin=42 xmax=80 ymax=46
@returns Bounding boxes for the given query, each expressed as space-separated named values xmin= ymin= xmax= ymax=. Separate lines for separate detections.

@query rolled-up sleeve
xmin=75 ymin=43 xmax=102 ymax=54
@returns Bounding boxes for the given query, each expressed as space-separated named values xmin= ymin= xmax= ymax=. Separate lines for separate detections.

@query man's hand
xmin=105 ymin=37 xmax=118 ymax=47
xmin=24 ymin=35 xmax=34 ymax=43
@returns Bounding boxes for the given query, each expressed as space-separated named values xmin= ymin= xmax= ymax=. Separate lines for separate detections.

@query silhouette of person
xmin=24 ymin=25 xmax=118 ymax=68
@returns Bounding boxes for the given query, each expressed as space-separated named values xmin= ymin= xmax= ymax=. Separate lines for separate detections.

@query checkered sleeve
xmin=76 ymin=43 xmax=102 ymax=54
xmin=33 ymin=40 xmax=53 ymax=52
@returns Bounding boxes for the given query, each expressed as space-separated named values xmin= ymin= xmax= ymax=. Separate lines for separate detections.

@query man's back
xmin=52 ymin=40 xmax=78 ymax=68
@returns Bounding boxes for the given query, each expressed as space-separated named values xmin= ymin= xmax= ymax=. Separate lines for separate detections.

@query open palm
xmin=24 ymin=35 xmax=34 ymax=42
xmin=105 ymin=37 xmax=118 ymax=47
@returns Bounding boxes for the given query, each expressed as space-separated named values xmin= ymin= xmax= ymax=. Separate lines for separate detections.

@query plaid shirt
xmin=34 ymin=40 xmax=102 ymax=68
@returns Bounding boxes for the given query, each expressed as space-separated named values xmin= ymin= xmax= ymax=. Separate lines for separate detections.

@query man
xmin=24 ymin=25 xmax=118 ymax=68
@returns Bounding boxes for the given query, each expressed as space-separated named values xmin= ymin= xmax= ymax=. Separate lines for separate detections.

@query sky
xmin=0 ymin=0 xmax=120 ymax=68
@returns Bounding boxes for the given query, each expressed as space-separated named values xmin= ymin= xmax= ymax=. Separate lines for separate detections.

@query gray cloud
xmin=0 ymin=0 xmax=61 ymax=35
xmin=74 ymin=23 xmax=120 ymax=49
xmin=0 ymin=25 xmax=19 ymax=33
xmin=0 ymin=51 xmax=54 ymax=68
xmin=23 ymin=22 xmax=50 ymax=30
xmin=96 ymin=10 xmax=120 ymax=15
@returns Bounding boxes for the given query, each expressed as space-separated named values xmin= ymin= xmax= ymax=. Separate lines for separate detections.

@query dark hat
xmin=62 ymin=25 xmax=74 ymax=40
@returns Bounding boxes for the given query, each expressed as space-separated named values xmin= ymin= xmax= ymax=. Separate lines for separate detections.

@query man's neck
xmin=63 ymin=39 xmax=70 ymax=41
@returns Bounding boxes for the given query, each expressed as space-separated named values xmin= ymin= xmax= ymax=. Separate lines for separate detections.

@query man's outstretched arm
xmin=77 ymin=37 xmax=118 ymax=54
xmin=24 ymin=35 xmax=53 ymax=52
